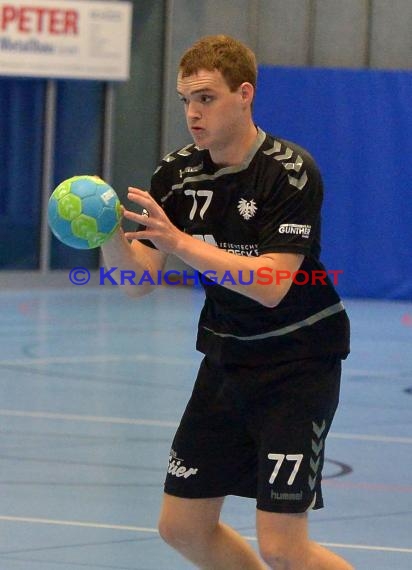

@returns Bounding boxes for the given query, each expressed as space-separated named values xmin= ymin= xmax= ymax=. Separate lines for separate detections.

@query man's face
xmin=177 ymin=68 xmax=250 ymax=155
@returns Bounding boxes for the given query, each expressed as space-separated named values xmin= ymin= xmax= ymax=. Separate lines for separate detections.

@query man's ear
xmin=239 ymin=82 xmax=254 ymax=105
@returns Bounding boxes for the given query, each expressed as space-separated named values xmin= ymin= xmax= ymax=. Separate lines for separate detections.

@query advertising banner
xmin=0 ymin=0 xmax=132 ymax=80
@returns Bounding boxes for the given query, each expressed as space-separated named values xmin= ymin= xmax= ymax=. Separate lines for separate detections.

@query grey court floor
xmin=0 ymin=281 xmax=411 ymax=569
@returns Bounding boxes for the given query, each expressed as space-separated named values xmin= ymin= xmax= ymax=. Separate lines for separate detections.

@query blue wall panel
xmin=0 ymin=79 xmax=45 ymax=269
xmin=0 ymin=78 xmax=104 ymax=270
xmin=50 ymin=81 xmax=104 ymax=269
xmin=254 ymin=67 xmax=412 ymax=300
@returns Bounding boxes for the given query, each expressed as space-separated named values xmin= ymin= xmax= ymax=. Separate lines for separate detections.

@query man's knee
xmin=259 ymin=539 xmax=290 ymax=569
xmin=158 ymin=514 xmax=194 ymax=548
xmin=158 ymin=510 xmax=216 ymax=551
xmin=259 ymin=545 xmax=306 ymax=570
xmin=158 ymin=494 xmax=224 ymax=550
xmin=257 ymin=510 xmax=309 ymax=568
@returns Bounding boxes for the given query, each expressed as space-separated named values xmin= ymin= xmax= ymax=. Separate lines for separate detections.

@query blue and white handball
xmin=48 ymin=175 xmax=121 ymax=249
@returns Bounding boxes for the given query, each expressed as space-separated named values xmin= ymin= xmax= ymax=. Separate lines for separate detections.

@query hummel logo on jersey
xmin=179 ymin=163 xmax=203 ymax=178
xmin=237 ymin=198 xmax=257 ymax=220
xmin=279 ymin=224 xmax=311 ymax=238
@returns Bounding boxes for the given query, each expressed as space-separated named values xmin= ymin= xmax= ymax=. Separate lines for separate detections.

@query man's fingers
xmin=124 ymin=230 xmax=149 ymax=240
xmin=123 ymin=208 xmax=152 ymax=225
xmin=127 ymin=187 xmax=160 ymax=213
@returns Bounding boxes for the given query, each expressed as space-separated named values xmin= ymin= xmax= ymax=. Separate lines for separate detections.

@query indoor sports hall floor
xmin=0 ymin=281 xmax=411 ymax=570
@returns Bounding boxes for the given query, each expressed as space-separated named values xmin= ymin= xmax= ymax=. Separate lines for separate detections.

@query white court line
xmin=0 ymin=409 xmax=178 ymax=428
xmin=0 ymin=515 xmax=411 ymax=555
xmin=0 ymin=409 xmax=411 ymax=445
xmin=343 ymin=368 xmax=408 ymax=380
xmin=0 ymin=354 xmax=198 ymax=366
xmin=1 ymin=357 xmax=406 ymax=379
xmin=243 ymin=535 xmax=412 ymax=554
xmin=328 ymin=432 xmax=412 ymax=445
xmin=0 ymin=515 xmax=154 ymax=534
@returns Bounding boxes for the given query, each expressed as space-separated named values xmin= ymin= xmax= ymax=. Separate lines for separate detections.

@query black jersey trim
xmin=202 ymin=302 xmax=345 ymax=341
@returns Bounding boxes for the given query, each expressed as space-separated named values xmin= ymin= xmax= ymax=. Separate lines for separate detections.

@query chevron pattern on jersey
xmin=177 ymin=144 xmax=193 ymax=157
xmin=153 ymin=145 xmax=197 ymax=175
xmin=162 ymin=144 xmax=196 ymax=164
xmin=309 ymin=420 xmax=326 ymax=491
xmin=264 ymin=140 xmax=308 ymax=190
xmin=290 ymin=170 xmax=308 ymax=190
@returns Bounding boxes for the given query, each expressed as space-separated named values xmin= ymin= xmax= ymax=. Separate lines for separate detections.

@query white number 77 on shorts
xmin=267 ymin=453 xmax=304 ymax=486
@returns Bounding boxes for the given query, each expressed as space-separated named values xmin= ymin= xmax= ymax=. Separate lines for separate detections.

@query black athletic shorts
xmin=164 ymin=354 xmax=342 ymax=513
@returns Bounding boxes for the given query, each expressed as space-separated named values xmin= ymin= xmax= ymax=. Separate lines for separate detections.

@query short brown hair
xmin=179 ymin=35 xmax=257 ymax=92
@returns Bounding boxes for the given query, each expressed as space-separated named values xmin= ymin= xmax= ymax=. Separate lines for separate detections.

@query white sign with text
xmin=0 ymin=0 xmax=132 ymax=80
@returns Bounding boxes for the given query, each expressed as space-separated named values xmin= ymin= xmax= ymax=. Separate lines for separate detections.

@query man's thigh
xmin=256 ymin=509 xmax=309 ymax=559
xmin=159 ymin=493 xmax=225 ymax=533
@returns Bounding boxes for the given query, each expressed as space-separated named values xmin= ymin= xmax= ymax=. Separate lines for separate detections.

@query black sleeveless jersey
xmin=143 ymin=128 xmax=350 ymax=365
